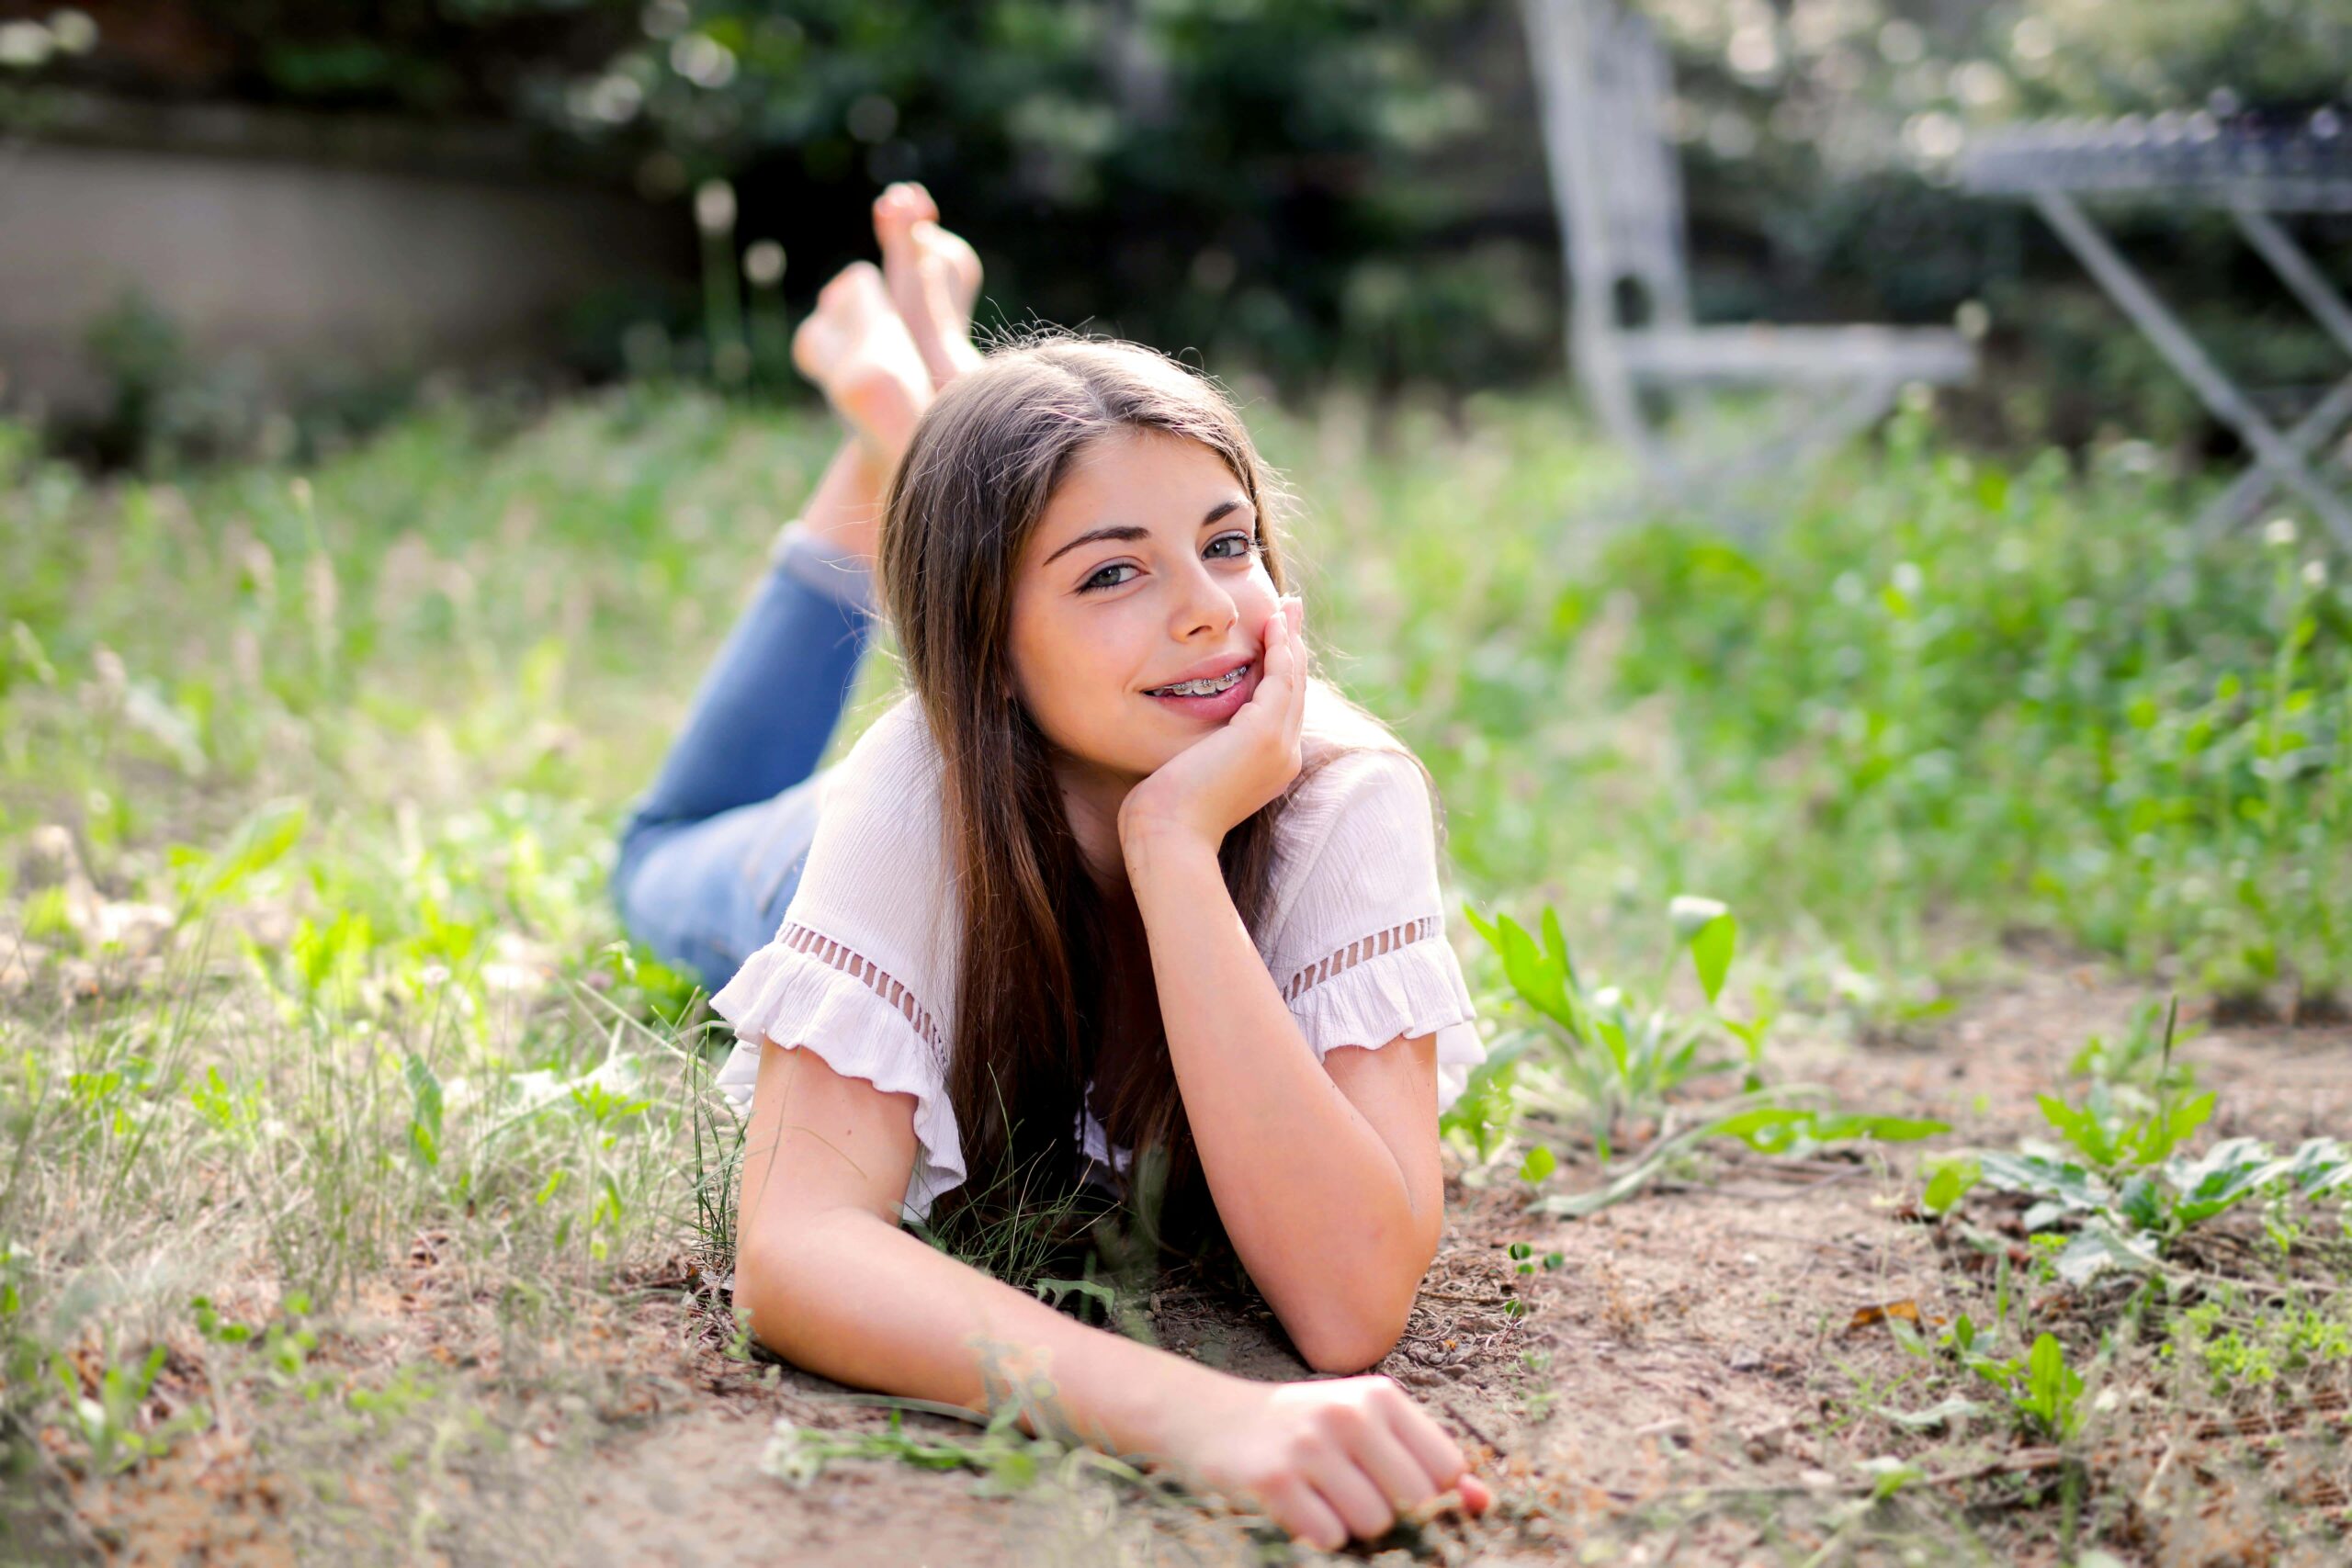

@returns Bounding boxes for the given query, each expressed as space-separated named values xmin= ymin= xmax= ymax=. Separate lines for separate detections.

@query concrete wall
xmin=0 ymin=131 xmax=684 ymax=416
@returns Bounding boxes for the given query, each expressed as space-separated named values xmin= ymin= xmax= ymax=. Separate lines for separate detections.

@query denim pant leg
xmin=613 ymin=525 xmax=877 ymax=993
xmin=616 ymin=782 xmax=826 ymax=992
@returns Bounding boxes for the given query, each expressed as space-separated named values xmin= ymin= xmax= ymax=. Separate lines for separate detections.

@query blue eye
xmin=1080 ymin=563 xmax=1137 ymax=592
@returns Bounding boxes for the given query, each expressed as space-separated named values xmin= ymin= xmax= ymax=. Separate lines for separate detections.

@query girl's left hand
xmin=1118 ymin=595 xmax=1307 ymax=855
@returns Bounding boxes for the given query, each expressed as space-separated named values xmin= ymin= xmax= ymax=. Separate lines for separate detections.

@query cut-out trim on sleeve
xmin=775 ymin=921 xmax=947 ymax=1073
xmin=1279 ymin=914 xmax=1443 ymax=1002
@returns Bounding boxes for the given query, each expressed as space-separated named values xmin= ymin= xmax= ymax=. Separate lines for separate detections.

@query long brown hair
xmin=876 ymin=331 xmax=1340 ymax=1257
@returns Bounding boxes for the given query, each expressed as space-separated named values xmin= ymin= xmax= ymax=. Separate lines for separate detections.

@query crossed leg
xmin=613 ymin=184 xmax=982 ymax=993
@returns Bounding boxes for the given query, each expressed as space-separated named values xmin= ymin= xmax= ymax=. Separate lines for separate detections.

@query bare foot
xmin=872 ymin=182 xmax=986 ymax=393
xmin=791 ymin=261 xmax=933 ymax=466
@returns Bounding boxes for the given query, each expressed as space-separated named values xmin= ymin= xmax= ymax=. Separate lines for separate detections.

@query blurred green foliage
xmin=8 ymin=0 xmax=2348 ymax=440
xmin=6 ymin=381 xmax=2348 ymax=1018
xmin=562 ymin=0 xmax=1545 ymax=389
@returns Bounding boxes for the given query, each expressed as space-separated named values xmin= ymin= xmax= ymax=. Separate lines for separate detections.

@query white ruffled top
xmin=708 ymin=678 xmax=1483 ymax=1223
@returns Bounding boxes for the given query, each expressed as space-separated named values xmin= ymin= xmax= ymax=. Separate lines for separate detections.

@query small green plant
xmin=192 ymin=1291 xmax=326 ymax=1395
xmin=1438 ymin=1038 xmax=1528 ymax=1163
xmin=1920 ymin=1154 xmax=1983 ymax=1217
xmin=1501 ymin=1240 xmax=1565 ymax=1319
xmin=51 ymin=1343 xmax=209 ymax=1477
xmin=762 ymin=1381 xmax=1175 ymax=1507
xmin=1462 ymin=896 xmax=1770 ymax=1157
xmin=1968 ymin=1011 xmax=2352 ymax=1284
xmin=2163 ymin=1287 xmax=2352 ymax=1398
xmin=1518 ymin=1348 xmax=1559 ymax=1423
xmin=1528 ymin=1089 xmax=1947 ymax=1219
xmin=1943 ymin=1319 xmax=2086 ymax=1443
xmin=1980 ymin=1132 xmax=2352 ymax=1286
xmin=2069 ymin=997 xmax=2200 ymax=1100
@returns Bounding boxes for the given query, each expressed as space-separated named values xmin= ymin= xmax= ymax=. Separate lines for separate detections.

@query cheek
xmin=1007 ymin=600 xmax=1125 ymax=737
xmin=1005 ymin=594 xmax=1057 ymax=715
xmin=1237 ymin=566 xmax=1282 ymax=626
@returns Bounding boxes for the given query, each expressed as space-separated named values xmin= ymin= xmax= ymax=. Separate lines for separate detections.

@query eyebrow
xmin=1040 ymin=498 xmax=1253 ymax=568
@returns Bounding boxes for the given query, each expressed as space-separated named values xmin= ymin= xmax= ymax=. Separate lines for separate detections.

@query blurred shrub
xmin=63 ymin=291 xmax=444 ymax=473
xmin=542 ymin=0 xmax=1549 ymax=396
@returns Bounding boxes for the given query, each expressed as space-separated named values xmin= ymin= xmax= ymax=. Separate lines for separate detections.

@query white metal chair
xmin=1519 ymin=0 xmax=1975 ymax=514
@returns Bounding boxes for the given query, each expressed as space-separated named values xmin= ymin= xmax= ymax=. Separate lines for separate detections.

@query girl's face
xmin=1009 ymin=427 xmax=1281 ymax=786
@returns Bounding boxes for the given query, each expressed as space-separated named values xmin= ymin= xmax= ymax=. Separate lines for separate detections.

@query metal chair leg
xmin=2195 ymin=375 xmax=2352 ymax=542
xmin=2034 ymin=189 xmax=2352 ymax=547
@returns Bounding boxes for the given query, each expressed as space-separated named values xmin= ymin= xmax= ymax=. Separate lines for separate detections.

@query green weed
xmin=2161 ymin=1285 xmax=2352 ymax=1398
xmin=1461 ymin=897 xmax=1769 ymax=1157
xmin=1972 ymin=1330 xmax=2088 ymax=1445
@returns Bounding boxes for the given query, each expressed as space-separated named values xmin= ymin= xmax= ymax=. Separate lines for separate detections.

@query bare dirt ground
xmin=45 ymin=959 xmax=2352 ymax=1566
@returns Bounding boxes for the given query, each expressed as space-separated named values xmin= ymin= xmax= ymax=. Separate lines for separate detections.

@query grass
xmin=5 ymin=376 xmax=2351 ymax=1557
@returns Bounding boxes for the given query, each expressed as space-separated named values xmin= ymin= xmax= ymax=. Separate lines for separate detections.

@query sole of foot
xmin=790 ymin=261 xmax=933 ymax=468
xmin=872 ymin=182 xmax=986 ymax=393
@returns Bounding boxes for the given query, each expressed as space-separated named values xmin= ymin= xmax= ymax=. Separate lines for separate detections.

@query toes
xmin=790 ymin=310 xmax=841 ymax=378
xmin=819 ymin=261 xmax=888 ymax=318
xmin=912 ymin=239 xmax=967 ymax=330
xmin=910 ymin=220 xmax=983 ymax=321
xmin=871 ymin=184 xmax=922 ymax=254
xmin=897 ymin=181 xmax=940 ymax=224
xmin=872 ymin=181 xmax=937 ymax=226
xmin=818 ymin=262 xmax=865 ymax=307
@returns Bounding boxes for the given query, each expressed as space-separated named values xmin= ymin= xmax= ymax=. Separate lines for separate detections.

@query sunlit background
xmin=6 ymin=5 xmax=2352 ymax=1561
xmin=3 ymin=1 xmax=2346 ymax=464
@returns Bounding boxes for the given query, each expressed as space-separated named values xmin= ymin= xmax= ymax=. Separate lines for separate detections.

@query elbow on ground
xmin=1291 ymin=1310 xmax=1411 ymax=1376
xmin=730 ymin=1232 xmax=834 ymax=1363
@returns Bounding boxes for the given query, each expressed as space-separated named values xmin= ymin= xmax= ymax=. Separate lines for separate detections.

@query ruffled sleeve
xmin=1265 ymin=729 xmax=1484 ymax=1110
xmin=707 ymin=695 xmax=967 ymax=1223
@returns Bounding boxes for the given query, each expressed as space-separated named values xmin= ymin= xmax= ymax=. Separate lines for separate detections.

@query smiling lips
xmin=1142 ymin=657 xmax=1260 ymax=718
xmin=1142 ymin=655 xmax=1254 ymax=697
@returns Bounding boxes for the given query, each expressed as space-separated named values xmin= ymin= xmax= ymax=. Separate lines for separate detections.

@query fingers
xmin=1263 ymin=1475 xmax=1349 ymax=1555
xmin=1264 ymin=595 xmax=1303 ymax=683
xmin=1296 ymin=1443 xmax=1397 ymax=1545
xmin=1261 ymin=594 xmax=1306 ymax=737
xmin=1345 ymin=1411 xmax=1453 ymax=1520
xmin=1284 ymin=596 xmax=1307 ymax=731
xmin=1383 ymin=1392 xmax=1473 ymax=1496
xmin=1257 ymin=604 xmax=1301 ymax=741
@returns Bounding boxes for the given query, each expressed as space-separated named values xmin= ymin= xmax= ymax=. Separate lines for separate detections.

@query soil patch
xmin=52 ymin=963 xmax=2352 ymax=1564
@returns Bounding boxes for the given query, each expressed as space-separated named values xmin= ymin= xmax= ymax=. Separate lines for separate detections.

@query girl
xmin=615 ymin=184 xmax=1496 ymax=1552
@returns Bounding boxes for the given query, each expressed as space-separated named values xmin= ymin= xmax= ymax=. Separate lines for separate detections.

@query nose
xmin=1167 ymin=549 xmax=1239 ymax=641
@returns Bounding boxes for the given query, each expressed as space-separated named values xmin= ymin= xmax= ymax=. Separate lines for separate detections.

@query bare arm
xmin=1121 ymin=828 xmax=1443 ymax=1372
xmin=732 ymin=1036 xmax=1234 ymax=1454
xmin=1113 ymin=596 xmax=1445 ymax=1372
xmin=730 ymin=1037 xmax=1488 ymax=1550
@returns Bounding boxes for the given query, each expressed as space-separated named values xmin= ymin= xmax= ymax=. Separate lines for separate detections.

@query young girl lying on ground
xmin=613 ymin=183 xmax=1497 ymax=1551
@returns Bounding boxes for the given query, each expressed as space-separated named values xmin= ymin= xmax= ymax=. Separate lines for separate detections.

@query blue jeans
xmin=612 ymin=525 xmax=877 ymax=994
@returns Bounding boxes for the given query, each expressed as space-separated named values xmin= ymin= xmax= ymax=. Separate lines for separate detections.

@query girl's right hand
xmin=1165 ymin=1373 xmax=1494 ymax=1551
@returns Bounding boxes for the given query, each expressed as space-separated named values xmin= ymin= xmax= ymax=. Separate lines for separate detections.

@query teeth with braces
xmin=1149 ymin=664 xmax=1247 ymax=697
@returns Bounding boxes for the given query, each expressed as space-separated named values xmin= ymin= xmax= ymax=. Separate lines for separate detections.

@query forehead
xmin=1032 ymin=429 xmax=1244 ymax=539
